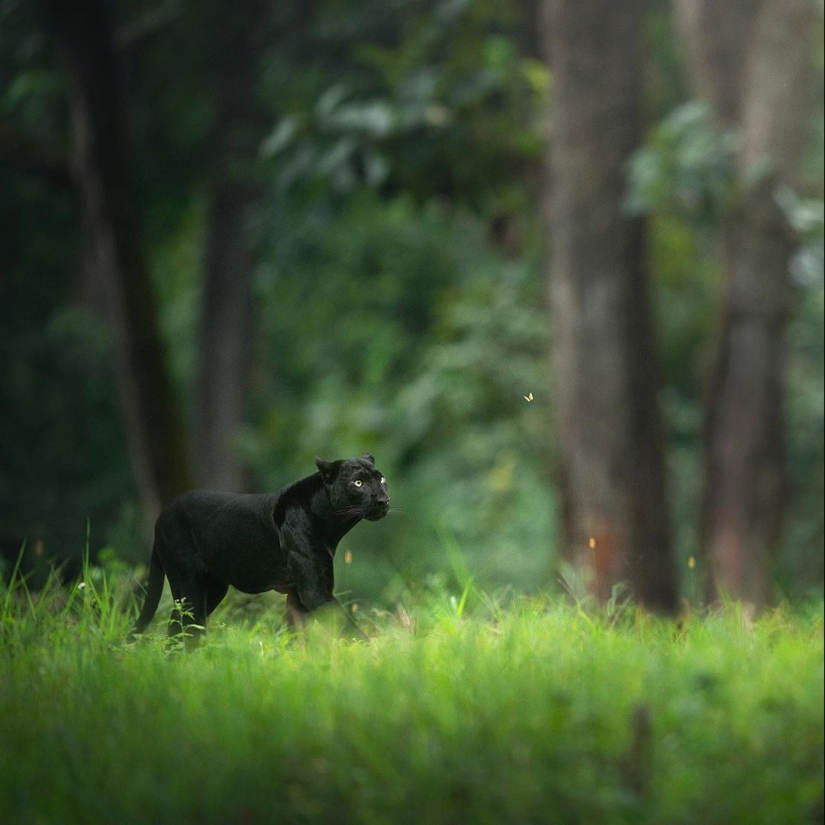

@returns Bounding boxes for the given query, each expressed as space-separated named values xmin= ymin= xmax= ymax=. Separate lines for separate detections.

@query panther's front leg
xmin=280 ymin=526 xmax=366 ymax=641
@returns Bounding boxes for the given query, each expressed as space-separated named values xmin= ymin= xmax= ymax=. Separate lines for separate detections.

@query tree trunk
xmin=192 ymin=5 xmax=261 ymax=492
xmin=194 ymin=181 xmax=256 ymax=491
xmin=193 ymin=1 xmax=301 ymax=491
xmin=675 ymin=0 xmax=816 ymax=606
xmin=45 ymin=0 xmax=194 ymax=524
xmin=543 ymin=0 xmax=678 ymax=612
xmin=671 ymin=0 xmax=755 ymax=126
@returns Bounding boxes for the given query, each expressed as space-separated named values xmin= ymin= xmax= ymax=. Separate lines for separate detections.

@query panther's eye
xmin=353 ymin=480 xmax=363 ymax=487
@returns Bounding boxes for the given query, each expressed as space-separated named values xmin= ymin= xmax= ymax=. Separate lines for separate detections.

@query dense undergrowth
xmin=1 ymin=565 xmax=822 ymax=825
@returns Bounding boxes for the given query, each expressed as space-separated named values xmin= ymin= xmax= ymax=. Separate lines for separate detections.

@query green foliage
xmin=259 ymin=0 xmax=544 ymax=214
xmin=0 ymin=3 xmax=139 ymax=568
xmin=1 ymin=569 xmax=823 ymax=824
xmin=627 ymin=102 xmax=737 ymax=227
xmin=0 ymin=167 xmax=137 ymax=572
xmin=0 ymin=0 xmax=65 ymax=143
xmin=242 ymin=190 xmax=552 ymax=598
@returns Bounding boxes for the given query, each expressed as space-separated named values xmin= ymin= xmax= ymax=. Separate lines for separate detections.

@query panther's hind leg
xmin=166 ymin=588 xmax=207 ymax=649
xmin=166 ymin=576 xmax=228 ymax=648
xmin=163 ymin=565 xmax=209 ymax=650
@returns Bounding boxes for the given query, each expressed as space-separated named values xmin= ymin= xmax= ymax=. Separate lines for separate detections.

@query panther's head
xmin=315 ymin=453 xmax=390 ymax=522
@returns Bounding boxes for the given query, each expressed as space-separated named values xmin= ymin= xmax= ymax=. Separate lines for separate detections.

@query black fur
xmin=131 ymin=454 xmax=388 ymax=644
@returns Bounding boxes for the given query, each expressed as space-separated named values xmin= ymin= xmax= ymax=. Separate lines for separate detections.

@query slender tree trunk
xmin=193 ymin=1 xmax=284 ymax=491
xmin=193 ymin=2 xmax=322 ymax=491
xmin=675 ymin=0 xmax=816 ymax=606
xmin=195 ymin=180 xmax=256 ymax=491
xmin=45 ymin=0 xmax=194 ymax=524
xmin=542 ymin=0 xmax=678 ymax=611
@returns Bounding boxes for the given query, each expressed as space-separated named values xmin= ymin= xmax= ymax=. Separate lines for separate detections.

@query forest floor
xmin=1 ymin=568 xmax=822 ymax=825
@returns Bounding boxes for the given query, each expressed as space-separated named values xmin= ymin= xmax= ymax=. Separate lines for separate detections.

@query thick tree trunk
xmin=675 ymin=0 xmax=815 ymax=606
xmin=543 ymin=0 xmax=678 ymax=612
xmin=45 ymin=0 xmax=194 ymax=524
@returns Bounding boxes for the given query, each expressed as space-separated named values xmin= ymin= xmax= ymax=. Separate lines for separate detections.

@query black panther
xmin=131 ymin=454 xmax=389 ymax=644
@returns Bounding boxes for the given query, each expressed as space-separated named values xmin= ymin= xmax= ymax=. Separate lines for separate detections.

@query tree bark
xmin=671 ymin=0 xmax=755 ymax=126
xmin=45 ymin=0 xmax=194 ymax=524
xmin=193 ymin=28 xmax=260 ymax=493
xmin=675 ymin=0 xmax=816 ymax=606
xmin=543 ymin=0 xmax=678 ymax=612
xmin=193 ymin=1 xmax=304 ymax=491
xmin=194 ymin=181 xmax=256 ymax=491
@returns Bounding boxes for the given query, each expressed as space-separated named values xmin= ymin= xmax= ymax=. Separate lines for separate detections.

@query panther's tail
xmin=130 ymin=543 xmax=165 ymax=637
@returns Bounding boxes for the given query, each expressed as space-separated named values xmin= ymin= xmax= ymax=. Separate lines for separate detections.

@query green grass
xmin=1 ymin=566 xmax=822 ymax=825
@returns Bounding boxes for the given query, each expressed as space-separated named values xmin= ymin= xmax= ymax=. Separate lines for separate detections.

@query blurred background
xmin=1 ymin=0 xmax=822 ymax=610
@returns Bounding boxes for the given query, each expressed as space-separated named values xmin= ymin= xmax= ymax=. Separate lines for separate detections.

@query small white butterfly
xmin=523 ymin=392 xmax=534 ymax=402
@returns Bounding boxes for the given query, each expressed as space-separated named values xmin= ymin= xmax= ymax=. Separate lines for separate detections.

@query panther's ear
xmin=360 ymin=452 xmax=375 ymax=465
xmin=315 ymin=457 xmax=335 ymax=482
